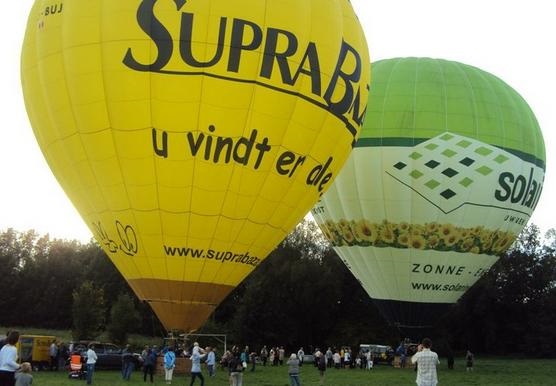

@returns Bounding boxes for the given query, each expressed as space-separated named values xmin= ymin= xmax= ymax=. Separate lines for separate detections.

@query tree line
xmin=1 ymin=222 xmax=555 ymax=356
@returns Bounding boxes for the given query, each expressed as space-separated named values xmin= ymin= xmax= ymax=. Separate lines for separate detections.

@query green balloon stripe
xmin=354 ymin=137 xmax=546 ymax=170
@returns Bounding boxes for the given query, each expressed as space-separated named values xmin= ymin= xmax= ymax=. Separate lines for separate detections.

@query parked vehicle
xmin=359 ymin=344 xmax=395 ymax=365
xmin=69 ymin=341 xmax=141 ymax=370
xmin=16 ymin=335 xmax=55 ymax=370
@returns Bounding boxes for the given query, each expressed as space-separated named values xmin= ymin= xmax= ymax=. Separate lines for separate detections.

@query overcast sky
xmin=1 ymin=0 xmax=554 ymax=242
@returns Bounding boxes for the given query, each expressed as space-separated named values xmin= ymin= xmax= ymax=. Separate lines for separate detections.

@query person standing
xmin=260 ymin=346 xmax=268 ymax=367
xmin=249 ymin=351 xmax=257 ymax=372
xmin=411 ymin=338 xmax=440 ymax=386
xmin=228 ymin=346 xmax=244 ymax=386
xmin=365 ymin=351 xmax=373 ymax=370
xmin=325 ymin=348 xmax=333 ymax=368
xmin=332 ymin=351 xmax=341 ymax=369
xmin=447 ymin=348 xmax=454 ymax=370
xmin=122 ymin=344 xmax=135 ymax=381
xmin=163 ymin=347 xmax=176 ymax=385
xmin=316 ymin=351 xmax=326 ymax=386
xmin=0 ymin=331 xmax=21 ymax=386
xmin=240 ymin=348 xmax=248 ymax=370
xmin=49 ymin=340 xmax=58 ymax=371
xmin=287 ymin=353 xmax=301 ymax=386
xmin=297 ymin=348 xmax=304 ymax=367
xmin=206 ymin=347 xmax=216 ymax=377
xmin=86 ymin=344 xmax=98 ymax=385
xmin=279 ymin=347 xmax=285 ymax=365
xmin=190 ymin=343 xmax=206 ymax=386
xmin=466 ymin=350 xmax=474 ymax=372
xmin=142 ymin=348 xmax=156 ymax=383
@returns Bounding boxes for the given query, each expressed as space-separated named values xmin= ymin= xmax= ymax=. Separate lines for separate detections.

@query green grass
xmin=6 ymin=327 xmax=556 ymax=385
xmin=27 ymin=358 xmax=556 ymax=385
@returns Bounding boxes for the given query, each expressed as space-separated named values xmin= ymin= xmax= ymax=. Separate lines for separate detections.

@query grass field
xmin=27 ymin=358 xmax=556 ymax=386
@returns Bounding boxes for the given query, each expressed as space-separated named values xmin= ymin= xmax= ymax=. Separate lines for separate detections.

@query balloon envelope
xmin=312 ymin=57 xmax=545 ymax=333
xmin=21 ymin=0 xmax=370 ymax=331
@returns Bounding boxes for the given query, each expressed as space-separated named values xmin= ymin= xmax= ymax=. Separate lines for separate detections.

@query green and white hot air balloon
xmin=311 ymin=57 xmax=546 ymax=335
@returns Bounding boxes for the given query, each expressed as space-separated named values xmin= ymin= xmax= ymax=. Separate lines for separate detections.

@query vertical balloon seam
xmin=488 ymin=66 xmax=544 ymax=246
xmin=70 ymin=3 xmax=104 ymax=237
xmin=348 ymin=152 xmax=368 ymax=301
xmin=143 ymin=2 xmax=174 ymax=322
xmin=109 ymin=3 xmax=157 ymax=294
xmin=445 ymin=62 xmax=493 ymax=311
xmin=21 ymin=5 xmax=54 ymax=216
xmin=34 ymin=0 xmax=78 ymax=220
xmin=468 ymin=63 xmax=509 ymax=240
xmin=213 ymin=0 xmax=340 ymax=297
xmin=97 ymin=3 xmax=154 ymax=307
xmin=373 ymin=59 xmax=404 ymax=309
xmin=334 ymin=159 xmax=363 ymax=300
xmin=492 ymin=66 xmax=542 ymax=165
xmin=444 ymin=63 xmax=485 ymax=306
xmin=49 ymin=3 xmax=109 ymax=257
xmin=184 ymin=0 xmax=221 ymax=323
xmin=199 ymin=0 xmax=268 ymax=309
xmin=434 ymin=58 xmax=460 ymax=323
xmin=201 ymin=0 xmax=312 ymax=313
xmin=210 ymin=0 xmax=276 ymax=298
xmin=216 ymin=0 xmax=282 ymax=297
xmin=370 ymin=63 xmax=390 ymax=307
xmin=411 ymin=59 xmax=424 ymax=315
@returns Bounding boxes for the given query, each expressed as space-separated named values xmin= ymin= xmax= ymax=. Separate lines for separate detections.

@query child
xmin=15 ymin=362 xmax=33 ymax=386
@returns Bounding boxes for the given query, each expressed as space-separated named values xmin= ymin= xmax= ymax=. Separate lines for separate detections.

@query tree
xmin=72 ymin=281 xmax=105 ymax=340
xmin=107 ymin=293 xmax=140 ymax=344
xmin=443 ymin=224 xmax=556 ymax=355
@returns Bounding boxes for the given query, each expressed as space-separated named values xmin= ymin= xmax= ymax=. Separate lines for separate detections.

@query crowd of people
xmin=0 ymin=330 xmax=476 ymax=386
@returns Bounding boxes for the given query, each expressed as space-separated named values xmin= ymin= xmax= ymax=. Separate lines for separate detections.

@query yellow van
xmin=15 ymin=335 xmax=55 ymax=370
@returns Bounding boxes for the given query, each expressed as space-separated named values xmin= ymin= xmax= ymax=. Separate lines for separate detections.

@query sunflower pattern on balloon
xmin=320 ymin=219 xmax=515 ymax=256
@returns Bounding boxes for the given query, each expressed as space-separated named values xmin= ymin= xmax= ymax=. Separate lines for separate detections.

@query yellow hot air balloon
xmin=21 ymin=0 xmax=370 ymax=331
xmin=312 ymin=58 xmax=545 ymax=335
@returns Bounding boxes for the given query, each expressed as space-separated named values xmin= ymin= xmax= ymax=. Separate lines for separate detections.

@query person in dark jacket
xmin=142 ymin=348 xmax=156 ymax=383
xmin=228 ymin=346 xmax=244 ymax=386
xmin=316 ymin=351 xmax=326 ymax=386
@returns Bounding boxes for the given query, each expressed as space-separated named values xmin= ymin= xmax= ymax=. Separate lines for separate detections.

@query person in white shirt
xmin=297 ymin=348 xmax=304 ymax=367
xmin=411 ymin=338 xmax=440 ymax=386
xmin=190 ymin=343 xmax=206 ymax=386
xmin=49 ymin=341 xmax=58 ymax=371
xmin=85 ymin=344 xmax=98 ymax=385
xmin=0 ymin=331 xmax=21 ymax=386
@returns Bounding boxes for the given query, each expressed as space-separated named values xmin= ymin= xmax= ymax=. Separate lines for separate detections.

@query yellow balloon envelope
xmin=21 ymin=0 xmax=370 ymax=331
